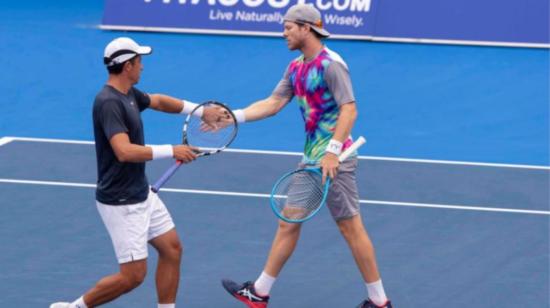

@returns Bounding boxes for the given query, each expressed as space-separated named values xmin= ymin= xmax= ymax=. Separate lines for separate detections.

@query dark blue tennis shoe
xmin=357 ymin=298 xmax=393 ymax=308
xmin=222 ymin=279 xmax=269 ymax=308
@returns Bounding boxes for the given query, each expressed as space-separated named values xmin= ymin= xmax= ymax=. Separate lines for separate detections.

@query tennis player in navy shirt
xmin=51 ymin=37 xmax=224 ymax=308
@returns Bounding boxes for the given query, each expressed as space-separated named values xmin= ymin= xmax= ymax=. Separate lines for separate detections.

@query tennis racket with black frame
xmin=151 ymin=101 xmax=238 ymax=193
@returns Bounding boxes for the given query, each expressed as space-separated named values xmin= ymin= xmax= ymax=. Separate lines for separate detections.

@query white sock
xmin=253 ymin=271 xmax=276 ymax=296
xmin=366 ymin=280 xmax=388 ymax=306
xmin=69 ymin=296 xmax=87 ymax=308
xmin=158 ymin=304 xmax=175 ymax=308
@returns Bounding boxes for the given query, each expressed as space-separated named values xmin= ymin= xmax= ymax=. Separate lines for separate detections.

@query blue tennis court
xmin=0 ymin=138 xmax=548 ymax=307
xmin=1 ymin=0 xmax=549 ymax=307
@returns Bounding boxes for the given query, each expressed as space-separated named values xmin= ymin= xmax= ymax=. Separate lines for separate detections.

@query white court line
xmin=8 ymin=136 xmax=94 ymax=145
xmin=4 ymin=136 xmax=550 ymax=170
xmin=0 ymin=178 xmax=548 ymax=216
xmin=0 ymin=137 xmax=14 ymax=147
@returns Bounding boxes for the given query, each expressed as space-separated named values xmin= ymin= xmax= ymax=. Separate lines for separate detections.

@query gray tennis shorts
xmin=299 ymin=158 xmax=360 ymax=221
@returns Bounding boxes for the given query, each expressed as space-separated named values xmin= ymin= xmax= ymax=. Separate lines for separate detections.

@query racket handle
xmin=151 ymin=161 xmax=183 ymax=193
xmin=338 ymin=136 xmax=366 ymax=162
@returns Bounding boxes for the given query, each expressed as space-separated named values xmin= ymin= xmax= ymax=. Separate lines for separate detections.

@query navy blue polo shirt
xmin=92 ymin=85 xmax=151 ymax=205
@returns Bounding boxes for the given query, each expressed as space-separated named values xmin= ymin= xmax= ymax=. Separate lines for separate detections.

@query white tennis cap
xmin=103 ymin=37 xmax=152 ymax=66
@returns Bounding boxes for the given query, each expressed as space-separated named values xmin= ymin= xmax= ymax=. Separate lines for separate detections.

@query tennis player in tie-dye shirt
xmin=221 ymin=4 xmax=392 ymax=308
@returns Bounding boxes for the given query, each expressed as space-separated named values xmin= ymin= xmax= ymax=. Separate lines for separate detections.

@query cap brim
xmin=312 ymin=26 xmax=330 ymax=37
xmin=137 ymin=46 xmax=152 ymax=55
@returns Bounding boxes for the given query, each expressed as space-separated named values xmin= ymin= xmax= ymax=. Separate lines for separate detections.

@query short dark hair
xmin=106 ymin=56 xmax=137 ymax=75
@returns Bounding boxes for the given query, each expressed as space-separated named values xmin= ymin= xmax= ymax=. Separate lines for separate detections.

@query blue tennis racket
xmin=151 ymin=101 xmax=238 ymax=193
xmin=270 ymin=136 xmax=366 ymax=223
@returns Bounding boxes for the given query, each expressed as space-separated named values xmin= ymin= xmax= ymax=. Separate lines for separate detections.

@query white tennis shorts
xmin=96 ymin=191 xmax=175 ymax=264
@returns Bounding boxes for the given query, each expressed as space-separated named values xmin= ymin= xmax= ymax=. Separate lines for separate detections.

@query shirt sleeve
xmin=98 ymin=100 xmax=129 ymax=140
xmin=132 ymin=87 xmax=151 ymax=112
xmin=272 ymin=65 xmax=294 ymax=99
xmin=324 ymin=61 xmax=356 ymax=106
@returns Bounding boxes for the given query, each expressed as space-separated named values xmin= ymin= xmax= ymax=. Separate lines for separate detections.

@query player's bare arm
xmin=241 ymin=94 xmax=291 ymax=122
xmin=109 ymin=132 xmax=197 ymax=163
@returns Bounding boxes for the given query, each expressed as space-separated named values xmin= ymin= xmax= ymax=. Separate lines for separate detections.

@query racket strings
xmin=186 ymin=103 xmax=237 ymax=150
xmin=272 ymin=170 xmax=325 ymax=221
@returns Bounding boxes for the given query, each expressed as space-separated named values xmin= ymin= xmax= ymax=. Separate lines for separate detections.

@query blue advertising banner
xmin=372 ymin=0 xmax=549 ymax=47
xmin=102 ymin=0 xmax=377 ymax=39
xmin=102 ymin=0 xmax=549 ymax=47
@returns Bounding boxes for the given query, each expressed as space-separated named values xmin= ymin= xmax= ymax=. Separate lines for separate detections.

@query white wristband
xmin=233 ymin=109 xmax=246 ymax=123
xmin=325 ymin=139 xmax=343 ymax=156
xmin=151 ymin=145 xmax=174 ymax=160
xmin=181 ymin=100 xmax=203 ymax=117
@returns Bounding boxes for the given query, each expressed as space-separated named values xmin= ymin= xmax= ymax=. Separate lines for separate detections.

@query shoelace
xmin=238 ymin=285 xmax=264 ymax=302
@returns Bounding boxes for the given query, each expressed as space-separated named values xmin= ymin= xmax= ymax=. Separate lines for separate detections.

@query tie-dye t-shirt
xmin=273 ymin=47 xmax=356 ymax=164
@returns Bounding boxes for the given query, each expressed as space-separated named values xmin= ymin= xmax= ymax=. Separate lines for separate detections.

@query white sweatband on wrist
xmin=325 ymin=139 xmax=343 ymax=156
xmin=233 ymin=109 xmax=246 ymax=123
xmin=181 ymin=100 xmax=203 ymax=117
xmin=151 ymin=145 xmax=174 ymax=160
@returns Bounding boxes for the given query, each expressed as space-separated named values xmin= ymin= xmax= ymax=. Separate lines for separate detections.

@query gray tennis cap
xmin=284 ymin=4 xmax=330 ymax=37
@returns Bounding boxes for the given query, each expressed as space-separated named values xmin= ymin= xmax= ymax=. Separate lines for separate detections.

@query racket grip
xmin=151 ymin=161 xmax=183 ymax=193
xmin=338 ymin=136 xmax=366 ymax=162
